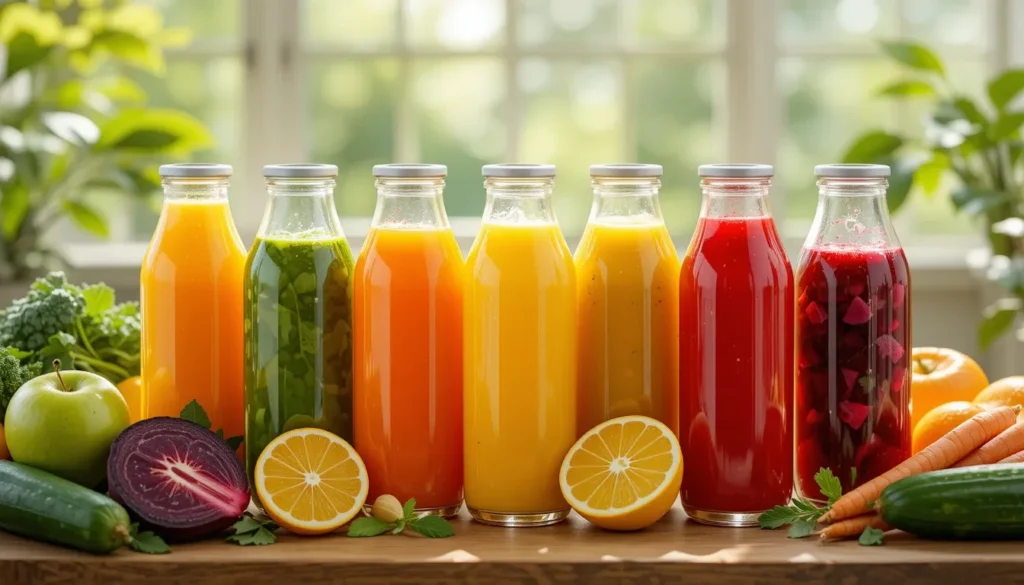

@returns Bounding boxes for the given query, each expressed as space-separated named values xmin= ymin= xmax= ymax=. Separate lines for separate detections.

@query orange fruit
xmin=973 ymin=376 xmax=1024 ymax=412
xmin=0 ymin=423 xmax=9 ymax=460
xmin=116 ymin=376 xmax=144 ymax=424
xmin=254 ymin=428 xmax=368 ymax=535
xmin=911 ymin=401 xmax=985 ymax=454
xmin=559 ymin=415 xmax=682 ymax=531
xmin=910 ymin=347 xmax=989 ymax=429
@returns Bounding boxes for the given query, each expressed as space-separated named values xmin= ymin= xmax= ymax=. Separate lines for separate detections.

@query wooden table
xmin=2 ymin=503 xmax=1022 ymax=584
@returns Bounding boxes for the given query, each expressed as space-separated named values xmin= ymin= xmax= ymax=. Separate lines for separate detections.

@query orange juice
xmin=141 ymin=165 xmax=246 ymax=439
xmin=575 ymin=220 xmax=679 ymax=434
xmin=354 ymin=226 xmax=464 ymax=514
xmin=464 ymin=164 xmax=576 ymax=527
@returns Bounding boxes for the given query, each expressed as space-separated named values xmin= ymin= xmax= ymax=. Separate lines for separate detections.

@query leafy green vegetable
xmin=128 ymin=523 xmax=170 ymax=554
xmin=758 ymin=467 xmax=840 ymax=536
xmin=858 ymin=526 xmax=885 ymax=546
xmin=814 ymin=468 xmax=843 ymax=505
xmin=348 ymin=497 xmax=455 ymax=539
xmin=787 ymin=518 xmax=816 ymax=539
xmin=0 ymin=272 xmax=83 ymax=352
xmin=244 ymin=235 xmax=354 ymax=482
xmin=179 ymin=400 xmax=244 ymax=450
xmin=226 ymin=513 xmax=278 ymax=546
xmin=0 ymin=346 xmax=43 ymax=417
xmin=348 ymin=517 xmax=391 ymax=538
xmin=408 ymin=516 xmax=455 ymax=539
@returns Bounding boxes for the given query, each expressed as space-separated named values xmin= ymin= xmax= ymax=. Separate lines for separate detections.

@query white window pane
xmin=142 ymin=0 xmax=241 ymax=42
xmin=901 ymin=0 xmax=989 ymax=48
xmin=781 ymin=0 xmax=899 ymax=48
xmin=518 ymin=60 xmax=622 ymax=233
xmin=633 ymin=60 xmax=723 ymax=234
xmin=412 ymin=59 xmax=505 ymax=217
xmin=408 ymin=0 xmax=506 ymax=49
xmin=517 ymin=0 xmax=619 ymax=47
xmin=302 ymin=0 xmax=397 ymax=48
xmin=628 ymin=0 xmax=724 ymax=47
xmin=307 ymin=60 xmax=399 ymax=216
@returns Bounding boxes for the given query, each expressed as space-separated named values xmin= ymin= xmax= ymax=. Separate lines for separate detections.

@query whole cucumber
xmin=0 ymin=460 xmax=131 ymax=553
xmin=880 ymin=464 xmax=1024 ymax=540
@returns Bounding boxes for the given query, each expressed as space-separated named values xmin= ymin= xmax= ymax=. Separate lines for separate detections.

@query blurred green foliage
xmin=0 ymin=0 xmax=213 ymax=282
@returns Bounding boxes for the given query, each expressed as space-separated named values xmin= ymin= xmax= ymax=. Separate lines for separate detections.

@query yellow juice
xmin=463 ymin=221 xmax=577 ymax=519
xmin=575 ymin=220 xmax=680 ymax=435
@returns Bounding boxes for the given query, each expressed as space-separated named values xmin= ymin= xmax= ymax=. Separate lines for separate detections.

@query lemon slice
xmin=255 ymin=428 xmax=368 ymax=535
xmin=559 ymin=415 xmax=683 ymax=531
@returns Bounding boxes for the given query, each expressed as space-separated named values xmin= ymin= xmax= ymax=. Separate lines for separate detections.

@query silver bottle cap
xmin=814 ymin=164 xmax=891 ymax=178
xmin=698 ymin=163 xmax=774 ymax=178
xmin=159 ymin=163 xmax=232 ymax=178
xmin=482 ymin=163 xmax=556 ymax=178
xmin=373 ymin=163 xmax=447 ymax=178
xmin=590 ymin=163 xmax=662 ymax=178
xmin=263 ymin=164 xmax=338 ymax=178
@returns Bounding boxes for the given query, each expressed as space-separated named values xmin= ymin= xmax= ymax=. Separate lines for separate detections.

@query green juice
xmin=243 ymin=232 xmax=355 ymax=491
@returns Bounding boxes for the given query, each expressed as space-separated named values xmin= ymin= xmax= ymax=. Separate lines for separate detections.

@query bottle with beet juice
xmin=796 ymin=164 xmax=911 ymax=502
xmin=679 ymin=164 xmax=794 ymax=527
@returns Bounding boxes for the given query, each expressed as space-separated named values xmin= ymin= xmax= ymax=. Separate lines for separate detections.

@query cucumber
xmin=879 ymin=464 xmax=1024 ymax=540
xmin=0 ymin=460 xmax=131 ymax=553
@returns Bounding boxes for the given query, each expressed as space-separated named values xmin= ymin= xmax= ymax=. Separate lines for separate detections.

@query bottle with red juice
xmin=795 ymin=164 xmax=911 ymax=502
xmin=679 ymin=164 xmax=794 ymax=527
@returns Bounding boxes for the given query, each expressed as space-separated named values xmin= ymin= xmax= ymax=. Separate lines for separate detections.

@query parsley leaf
xmin=787 ymin=518 xmax=816 ymax=539
xmin=759 ymin=505 xmax=802 ymax=529
xmin=227 ymin=526 xmax=277 ymax=546
xmin=348 ymin=517 xmax=391 ymax=537
xmin=180 ymin=400 xmax=212 ymax=429
xmin=128 ymin=524 xmax=171 ymax=554
xmin=814 ymin=468 xmax=843 ymax=505
xmin=230 ymin=516 xmax=263 ymax=535
xmin=408 ymin=515 xmax=455 ymax=538
xmin=858 ymin=526 xmax=885 ymax=546
xmin=225 ymin=435 xmax=245 ymax=451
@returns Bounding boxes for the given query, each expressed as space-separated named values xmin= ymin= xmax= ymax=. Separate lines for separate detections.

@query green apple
xmin=4 ymin=369 xmax=130 ymax=487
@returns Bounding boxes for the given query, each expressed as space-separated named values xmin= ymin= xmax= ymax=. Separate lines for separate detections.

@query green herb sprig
xmin=348 ymin=498 xmax=455 ymax=539
xmin=127 ymin=523 xmax=170 ymax=554
xmin=180 ymin=399 xmax=245 ymax=450
xmin=227 ymin=513 xmax=278 ymax=546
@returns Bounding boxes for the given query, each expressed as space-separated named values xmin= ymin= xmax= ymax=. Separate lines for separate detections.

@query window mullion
xmin=505 ymin=0 xmax=521 ymax=160
xmin=395 ymin=0 xmax=418 ymax=162
xmin=238 ymin=0 xmax=277 ymax=238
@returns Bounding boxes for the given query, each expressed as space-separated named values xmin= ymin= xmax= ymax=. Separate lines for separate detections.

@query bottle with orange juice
xmin=464 ymin=163 xmax=577 ymax=527
xmin=575 ymin=164 xmax=679 ymax=435
xmin=354 ymin=163 xmax=464 ymax=518
xmin=141 ymin=163 xmax=246 ymax=437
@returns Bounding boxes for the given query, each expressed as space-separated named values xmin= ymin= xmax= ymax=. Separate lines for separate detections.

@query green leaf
xmin=990 ymin=112 xmax=1024 ymax=141
xmin=876 ymin=79 xmax=936 ymax=99
xmin=402 ymin=498 xmax=416 ymax=520
xmin=226 ymin=526 xmax=276 ymax=546
xmin=886 ymin=160 xmax=917 ymax=214
xmin=5 ymin=347 xmax=32 ymax=360
xmin=951 ymin=186 xmax=1013 ymax=215
xmin=225 ymin=435 xmax=244 ymax=451
xmin=89 ymin=30 xmax=163 ymax=73
xmin=41 ymin=112 xmax=100 ymax=146
xmin=407 ymin=515 xmax=455 ymax=538
xmin=180 ymin=399 xmax=212 ymax=429
xmin=842 ymin=131 xmax=903 ymax=164
xmin=880 ymin=41 xmax=945 ymax=76
xmin=953 ymin=97 xmax=989 ymax=127
xmin=979 ymin=299 xmax=1021 ymax=350
xmin=82 ymin=284 xmax=115 ymax=316
xmin=814 ymin=468 xmax=843 ymax=505
xmin=859 ymin=526 xmax=885 ymax=546
xmin=62 ymin=201 xmax=110 ymax=238
xmin=987 ymin=69 xmax=1024 ymax=111
xmin=0 ymin=183 xmax=29 ymax=239
xmin=913 ymin=154 xmax=949 ymax=196
xmin=787 ymin=518 xmax=816 ymax=539
xmin=759 ymin=505 xmax=802 ymax=529
xmin=96 ymin=108 xmax=213 ymax=154
xmin=4 ymin=32 xmax=53 ymax=79
xmin=129 ymin=530 xmax=170 ymax=554
xmin=38 ymin=332 xmax=77 ymax=368
xmin=229 ymin=516 xmax=263 ymax=535
xmin=347 ymin=517 xmax=392 ymax=538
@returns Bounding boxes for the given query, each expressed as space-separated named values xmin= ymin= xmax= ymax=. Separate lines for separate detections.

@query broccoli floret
xmin=0 ymin=347 xmax=43 ymax=418
xmin=0 ymin=272 xmax=85 ymax=353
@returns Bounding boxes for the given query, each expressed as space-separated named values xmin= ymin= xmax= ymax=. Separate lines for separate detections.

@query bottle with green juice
xmin=243 ymin=164 xmax=355 ymax=504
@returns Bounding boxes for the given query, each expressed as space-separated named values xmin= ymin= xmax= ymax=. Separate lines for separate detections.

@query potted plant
xmin=0 ymin=0 xmax=212 ymax=287
xmin=842 ymin=41 xmax=1024 ymax=350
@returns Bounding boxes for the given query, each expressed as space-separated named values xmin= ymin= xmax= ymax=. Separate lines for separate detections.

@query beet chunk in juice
xmin=795 ymin=164 xmax=912 ymax=501
xmin=679 ymin=164 xmax=794 ymax=527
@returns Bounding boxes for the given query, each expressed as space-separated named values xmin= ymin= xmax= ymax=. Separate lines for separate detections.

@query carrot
xmin=821 ymin=405 xmax=1020 ymax=523
xmin=999 ymin=450 xmax=1024 ymax=464
xmin=954 ymin=420 xmax=1024 ymax=467
xmin=819 ymin=513 xmax=890 ymax=542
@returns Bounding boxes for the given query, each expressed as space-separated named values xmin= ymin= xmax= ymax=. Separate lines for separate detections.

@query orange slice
xmin=559 ymin=415 xmax=682 ymax=531
xmin=254 ymin=428 xmax=368 ymax=535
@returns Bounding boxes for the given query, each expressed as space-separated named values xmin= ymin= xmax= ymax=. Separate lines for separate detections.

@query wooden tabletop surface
xmin=2 ymin=502 xmax=1022 ymax=585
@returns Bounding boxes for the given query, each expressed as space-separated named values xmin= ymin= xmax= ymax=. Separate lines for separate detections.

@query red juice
xmin=679 ymin=215 xmax=794 ymax=524
xmin=795 ymin=243 xmax=911 ymax=500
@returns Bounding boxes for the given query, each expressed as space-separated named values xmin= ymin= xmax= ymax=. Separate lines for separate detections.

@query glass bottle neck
xmin=588 ymin=177 xmax=664 ymax=225
xmin=371 ymin=177 xmax=450 ymax=229
xmin=482 ymin=177 xmax=557 ymax=224
xmin=161 ymin=177 xmax=230 ymax=202
xmin=805 ymin=177 xmax=900 ymax=248
xmin=699 ymin=177 xmax=773 ymax=219
xmin=257 ymin=178 xmax=344 ymax=239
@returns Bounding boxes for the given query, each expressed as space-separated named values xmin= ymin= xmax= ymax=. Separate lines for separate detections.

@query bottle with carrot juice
xmin=141 ymin=163 xmax=246 ymax=437
xmin=796 ymin=164 xmax=911 ymax=501
xmin=464 ymin=164 xmax=576 ymax=526
xmin=354 ymin=164 xmax=464 ymax=518
xmin=679 ymin=164 xmax=794 ymax=526
xmin=243 ymin=164 xmax=355 ymax=501
xmin=575 ymin=164 xmax=679 ymax=435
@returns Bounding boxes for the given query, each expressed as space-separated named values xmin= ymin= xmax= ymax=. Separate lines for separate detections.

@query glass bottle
xmin=354 ymin=164 xmax=464 ymax=518
xmin=142 ymin=163 xmax=246 ymax=438
xmin=463 ymin=163 xmax=576 ymax=527
xmin=679 ymin=164 xmax=794 ymax=527
xmin=243 ymin=164 xmax=355 ymax=502
xmin=795 ymin=164 xmax=911 ymax=501
xmin=575 ymin=164 xmax=679 ymax=435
